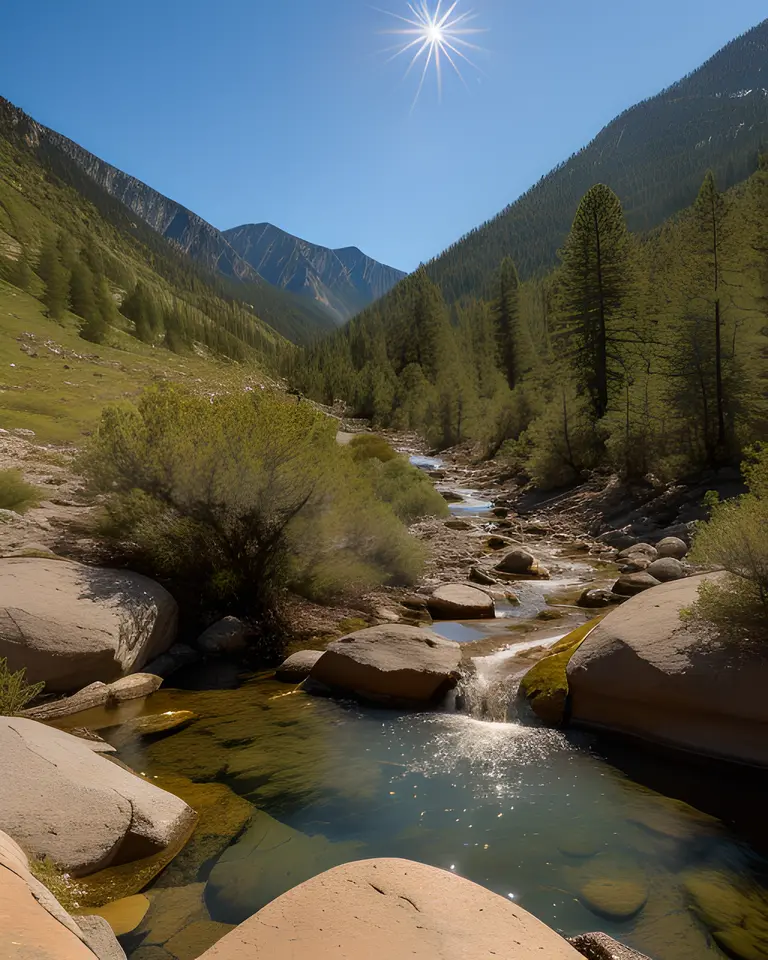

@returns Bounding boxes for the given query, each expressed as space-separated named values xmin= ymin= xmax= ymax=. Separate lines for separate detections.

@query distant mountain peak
xmin=223 ymin=223 xmax=406 ymax=325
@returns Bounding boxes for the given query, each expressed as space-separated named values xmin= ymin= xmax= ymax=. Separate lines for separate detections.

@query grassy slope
xmin=0 ymin=280 xmax=270 ymax=444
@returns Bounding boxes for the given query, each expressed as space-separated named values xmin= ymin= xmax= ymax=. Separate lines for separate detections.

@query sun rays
xmin=376 ymin=1 xmax=486 ymax=109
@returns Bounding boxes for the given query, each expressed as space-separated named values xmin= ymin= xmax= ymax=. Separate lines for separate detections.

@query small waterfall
xmin=453 ymin=659 xmax=523 ymax=723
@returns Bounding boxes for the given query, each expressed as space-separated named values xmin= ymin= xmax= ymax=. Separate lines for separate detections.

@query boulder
xmin=108 ymin=711 xmax=197 ymax=748
xmin=205 ymin=811 xmax=362 ymax=925
xmin=0 ymin=558 xmax=177 ymax=693
xmin=656 ymin=536 xmax=688 ymax=560
xmin=444 ymin=518 xmax=473 ymax=531
xmin=567 ymin=574 xmax=768 ymax=766
xmin=612 ymin=572 xmax=661 ymax=596
xmin=683 ymin=866 xmax=768 ymax=960
xmin=617 ymin=543 xmax=658 ymax=562
xmin=196 ymin=618 xmax=250 ymax=658
xmin=646 ymin=557 xmax=686 ymax=582
xmin=0 ymin=718 xmax=196 ymax=876
xmin=143 ymin=644 xmax=200 ymax=680
xmin=84 ymin=894 xmax=151 ymax=936
xmin=578 ymin=589 xmax=619 ymax=610
xmin=275 ymin=650 xmax=323 ymax=683
xmin=573 ymin=854 xmax=648 ymax=921
xmin=618 ymin=558 xmax=650 ymax=573
xmin=496 ymin=547 xmax=535 ymax=574
xmin=427 ymin=584 xmax=495 ymax=620
xmin=199 ymin=858 xmax=583 ymax=959
xmin=0 ymin=828 xmax=115 ymax=960
xmin=309 ymin=625 xmax=461 ymax=706
xmin=108 ymin=673 xmax=163 ymax=702
xmin=74 ymin=915 xmax=128 ymax=960
xmin=486 ymin=536 xmax=512 ymax=550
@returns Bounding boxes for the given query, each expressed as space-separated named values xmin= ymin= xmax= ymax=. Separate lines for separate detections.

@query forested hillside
xmin=0 ymin=101 xmax=295 ymax=366
xmin=0 ymin=97 xmax=336 ymax=344
xmin=420 ymin=18 xmax=768 ymax=302
xmin=292 ymin=164 xmax=768 ymax=489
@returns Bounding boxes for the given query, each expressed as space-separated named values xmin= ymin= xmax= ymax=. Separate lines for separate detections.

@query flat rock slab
xmin=198 ymin=858 xmax=583 ymax=959
xmin=427 ymin=583 xmax=495 ymax=620
xmin=0 ymin=558 xmax=178 ymax=693
xmin=0 ymin=717 xmax=196 ymax=876
xmin=309 ymin=625 xmax=461 ymax=706
xmin=568 ymin=574 xmax=768 ymax=766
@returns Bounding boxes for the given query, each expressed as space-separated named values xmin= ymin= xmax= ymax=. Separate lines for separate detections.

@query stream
xmin=71 ymin=453 xmax=768 ymax=960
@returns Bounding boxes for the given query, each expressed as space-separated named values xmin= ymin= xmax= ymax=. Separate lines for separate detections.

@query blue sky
xmin=1 ymin=0 xmax=766 ymax=271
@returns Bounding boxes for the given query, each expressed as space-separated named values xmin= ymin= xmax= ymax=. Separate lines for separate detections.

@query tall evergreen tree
xmin=9 ymin=253 xmax=33 ymax=291
xmin=556 ymin=184 xmax=635 ymax=421
xmin=37 ymin=235 xmax=69 ymax=321
xmin=69 ymin=260 xmax=96 ymax=320
xmin=492 ymin=257 xmax=531 ymax=389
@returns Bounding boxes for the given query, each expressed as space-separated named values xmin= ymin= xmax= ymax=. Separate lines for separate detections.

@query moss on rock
xmin=519 ymin=618 xmax=602 ymax=724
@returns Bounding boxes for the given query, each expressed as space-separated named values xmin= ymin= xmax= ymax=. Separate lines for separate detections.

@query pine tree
xmin=556 ymin=184 xmax=635 ymax=421
xmin=492 ymin=257 xmax=531 ymax=389
xmin=69 ymin=260 xmax=96 ymax=320
xmin=9 ymin=254 xmax=33 ymax=291
xmin=37 ymin=235 xmax=69 ymax=321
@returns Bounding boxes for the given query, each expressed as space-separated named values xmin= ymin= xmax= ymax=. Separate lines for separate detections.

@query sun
xmin=377 ymin=1 xmax=486 ymax=109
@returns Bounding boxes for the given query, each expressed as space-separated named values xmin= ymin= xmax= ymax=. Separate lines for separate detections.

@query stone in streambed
xmin=646 ymin=557 xmax=686 ymax=582
xmin=195 ymin=617 xmax=250 ymax=658
xmin=275 ymin=650 xmax=323 ymax=683
xmin=0 ymin=717 xmax=196 ymax=876
xmin=470 ymin=566 xmax=497 ymax=587
xmin=309 ymin=624 xmax=461 ymax=706
xmin=109 ymin=711 xmax=198 ymax=747
xmin=571 ymin=854 xmax=648 ymax=921
xmin=495 ymin=548 xmax=550 ymax=580
xmin=427 ymin=583 xmax=495 ymax=620
xmin=683 ymin=868 xmax=768 ymax=960
xmin=617 ymin=543 xmax=658 ymax=562
xmin=84 ymin=894 xmax=150 ymax=936
xmin=166 ymin=920 xmax=234 ymax=959
xmin=444 ymin=518 xmax=473 ymax=531
xmin=578 ymin=588 xmax=620 ymax=610
xmin=612 ymin=572 xmax=660 ymax=596
xmin=656 ymin=536 xmax=688 ymax=560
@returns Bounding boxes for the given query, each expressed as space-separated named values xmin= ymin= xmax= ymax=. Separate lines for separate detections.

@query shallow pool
xmin=108 ymin=674 xmax=768 ymax=960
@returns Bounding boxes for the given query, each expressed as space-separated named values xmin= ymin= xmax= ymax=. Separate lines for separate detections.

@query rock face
xmin=427 ymin=584 xmax=495 ymax=620
xmin=206 ymin=812 xmax=362 ymax=925
xmin=0 ymin=718 xmax=196 ymax=876
xmin=275 ymin=650 xmax=323 ymax=683
xmin=199 ymin=858 xmax=583 ymax=959
xmin=0 ymin=559 xmax=178 ymax=693
xmin=309 ymin=625 xmax=461 ymax=706
xmin=567 ymin=575 xmax=768 ymax=766
xmin=0 ymin=828 xmax=123 ymax=959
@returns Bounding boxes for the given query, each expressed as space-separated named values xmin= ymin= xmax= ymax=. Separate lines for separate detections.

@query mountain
xmin=423 ymin=18 xmax=768 ymax=302
xmin=223 ymin=223 xmax=406 ymax=325
xmin=0 ymin=97 xmax=336 ymax=343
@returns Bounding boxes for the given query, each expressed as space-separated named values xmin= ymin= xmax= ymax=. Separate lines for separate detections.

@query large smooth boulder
xmin=309 ymin=625 xmax=461 ymax=706
xmin=206 ymin=812 xmax=362 ymax=925
xmin=646 ymin=557 xmax=686 ymax=582
xmin=617 ymin=543 xmax=658 ymax=562
xmin=0 ymin=718 xmax=196 ymax=876
xmin=427 ymin=583 xmax=495 ymax=620
xmin=495 ymin=548 xmax=550 ymax=580
xmin=567 ymin=575 xmax=768 ymax=766
xmin=0 ymin=828 xmax=122 ymax=959
xmin=0 ymin=559 xmax=178 ymax=693
xmin=656 ymin=536 xmax=688 ymax=560
xmin=198 ymin=858 xmax=583 ymax=959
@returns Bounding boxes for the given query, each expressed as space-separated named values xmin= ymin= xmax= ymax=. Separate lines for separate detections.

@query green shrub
xmin=347 ymin=434 xmax=398 ymax=463
xmin=0 ymin=469 xmax=41 ymax=514
xmin=0 ymin=657 xmax=44 ymax=715
xmin=79 ymin=386 xmax=425 ymax=653
xmin=367 ymin=456 xmax=450 ymax=523
xmin=689 ymin=444 xmax=768 ymax=641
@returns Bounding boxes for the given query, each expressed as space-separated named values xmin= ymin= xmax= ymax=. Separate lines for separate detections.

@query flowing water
xmin=81 ymin=455 xmax=768 ymax=960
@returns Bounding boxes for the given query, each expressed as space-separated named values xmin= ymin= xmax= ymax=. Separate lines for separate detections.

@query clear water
xmin=102 ymin=675 xmax=768 ymax=960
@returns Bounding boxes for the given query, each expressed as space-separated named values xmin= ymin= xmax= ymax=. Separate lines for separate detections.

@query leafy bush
xmin=0 ymin=469 xmax=41 ymax=514
xmin=368 ymin=457 xmax=450 ymax=523
xmin=689 ymin=444 xmax=768 ymax=640
xmin=347 ymin=434 xmax=399 ymax=463
xmin=0 ymin=657 xmax=44 ymax=715
xmin=79 ymin=386 xmax=425 ymax=651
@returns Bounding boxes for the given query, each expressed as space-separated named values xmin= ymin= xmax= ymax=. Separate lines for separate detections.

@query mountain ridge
xmin=223 ymin=222 xmax=406 ymax=325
